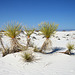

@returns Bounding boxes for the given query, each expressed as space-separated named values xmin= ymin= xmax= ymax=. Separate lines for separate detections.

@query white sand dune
xmin=0 ymin=31 xmax=75 ymax=75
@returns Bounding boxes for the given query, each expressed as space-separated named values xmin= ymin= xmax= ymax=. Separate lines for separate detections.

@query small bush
xmin=24 ymin=26 xmax=35 ymax=37
xmin=4 ymin=22 xmax=22 ymax=39
xmin=65 ymin=43 xmax=74 ymax=55
xmin=34 ymin=46 xmax=39 ymax=52
xmin=21 ymin=52 xmax=34 ymax=62
xmin=38 ymin=22 xmax=58 ymax=52
xmin=67 ymin=43 xmax=74 ymax=51
xmin=38 ymin=22 xmax=58 ymax=38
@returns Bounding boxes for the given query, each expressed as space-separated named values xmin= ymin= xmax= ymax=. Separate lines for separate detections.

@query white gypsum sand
xmin=0 ymin=31 xmax=75 ymax=75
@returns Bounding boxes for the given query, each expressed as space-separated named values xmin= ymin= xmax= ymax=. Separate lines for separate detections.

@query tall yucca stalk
xmin=24 ymin=26 xmax=35 ymax=48
xmin=4 ymin=22 xmax=22 ymax=53
xmin=39 ymin=22 xmax=58 ymax=52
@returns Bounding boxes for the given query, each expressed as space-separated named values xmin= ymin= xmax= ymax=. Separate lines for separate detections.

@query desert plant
xmin=67 ymin=43 xmax=74 ymax=51
xmin=65 ymin=43 xmax=74 ymax=55
xmin=24 ymin=26 xmax=35 ymax=48
xmin=38 ymin=22 xmax=58 ymax=52
xmin=4 ymin=22 xmax=25 ymax=53
xmin=34 ymin=46 xmax=39 ymax=52
xmin=24 ymin=26 xmax=35 ymax=37
xmin=5 ymin=22 xmax=22 ymax=38
xmin=21 ymin=52 xmax=34 ymax=62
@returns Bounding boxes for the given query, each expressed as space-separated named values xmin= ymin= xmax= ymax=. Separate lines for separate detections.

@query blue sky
xmin=0 ymin=0 xmax=75 ymax=30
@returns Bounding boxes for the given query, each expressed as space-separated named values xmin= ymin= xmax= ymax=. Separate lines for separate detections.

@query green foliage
xmin=4 ymin=22 xmax=22 ymax=38
xmin=21 ymin=52 xmax=34 ymax=62
xmin=24 ymin=26 xmax=35 ymax=37
xmin=34 ymin=46 xmax=39 ymax=52
xmin=38 ymin=22 xmax=58 ymax=38
xmin=67 ymin=43 xmax=74 ymax=51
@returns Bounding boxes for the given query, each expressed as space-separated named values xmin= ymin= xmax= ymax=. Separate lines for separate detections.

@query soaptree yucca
xmin=65 ymin=43 xmax=74 ymax=55
xmin=4 ymin=22 xmax=23 ymax=53
xmin=24 ymin=26 xmax=35 ymax=48
xmin=39 ymin=22 xmax=58 ymax=52
xmin=21 ymin=52 xmax=34 ymax=62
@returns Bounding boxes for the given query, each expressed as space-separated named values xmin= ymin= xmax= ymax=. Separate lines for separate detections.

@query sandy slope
xmin=0 ymin=31 xmax=75 ymax=75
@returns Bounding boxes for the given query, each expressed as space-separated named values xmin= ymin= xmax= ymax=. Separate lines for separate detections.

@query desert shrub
xmin=64 ymin=43 xmax=75 ymax=55
xmin=38 ymin=22 xmax=58 ymax=38
xmin=21 ymin=52 xmax=34 ymax=62
xmin=24 ymin=26 xmax=35 ymax=48
xmin=5 ymin=22 xmax=22 ymax=38
xmin=38 ymin=22 xmax=58 ymax=52
xmin=34 ymin=46 xmax=39 ymax=52
xmin=67 ymin=43 xmax=74 ymax=52
xmin=24 ymin=26 xmax=35 ymax=37
xmin=4 ymin=22 xmax=26 ymax=53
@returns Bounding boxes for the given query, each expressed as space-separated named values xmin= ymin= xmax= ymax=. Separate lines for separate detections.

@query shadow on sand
xmin=70 ymin=53 xmax=75 ymax=55
xmin=43 ymin=47 xmax=66 ymax=54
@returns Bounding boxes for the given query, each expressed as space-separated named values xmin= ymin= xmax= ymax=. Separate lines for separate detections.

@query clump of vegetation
xmin=65 ymin=43 xmax=74 ymax=55
xmin=4 ymin=22 xmax=25 ymax=55
xmin=24 ymin=26 xmax=35 ymax=48
xmin=24 ymin=26 xmax=35 ymax=37
xmin=21 ymin=52 xmax=34 ymax=62
xmin=34 ymin=46 xmax=39 ymax=52
xmin=38 ymin=22 xmax=58 ymax=52
xmin=5 ymin=22 xmax=22 ymax=38
xmin=67 ymin=43 xmax=74 ymax=50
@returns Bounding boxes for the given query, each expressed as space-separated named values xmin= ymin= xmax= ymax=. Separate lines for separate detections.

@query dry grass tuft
xmin=21 ymin=52 xmax=34 ymax=62
xmin=67 ymin=43 xmax=74 ymax=51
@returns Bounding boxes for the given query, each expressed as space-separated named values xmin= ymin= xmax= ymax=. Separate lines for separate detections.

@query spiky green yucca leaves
xmin=3 ymin=22 xmax=23 ymax=54
xmin=24 ymin=27 xmax=35 ymax=49
xmin=64 ymin=43 xmax=75 ymax=55
xmin=24 ymin=27 xmax=35 ymax=37
xmin=39 ymin=22 xmax=58 ymax=52
xmin=21 ymin=52 xmax=34 ymax=62
xmin=5 ymin=22 xmax=22 ymax=38
xmin=38 ymin=22 xmax=58 ymax=38
xmin=67 ymin=43 xmax=74 ymax=51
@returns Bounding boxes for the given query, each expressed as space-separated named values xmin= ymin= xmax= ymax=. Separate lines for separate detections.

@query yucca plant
xmin=65 ymin=43 xmax=74 ymax=55
xmin=24 ymin=26 xmax=35 ymax=48
xmin=4 ymin=22 xmax=23 ymax=53
xmin=24 ymin=26 xmax=35 ymax=37
xmin=21 ymin=52 xmax=34 ymax=62
xmin=38 ymin=22 xmax=58 ymax=52
xmin=34 ymin=46 xmax=39 ymax=52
